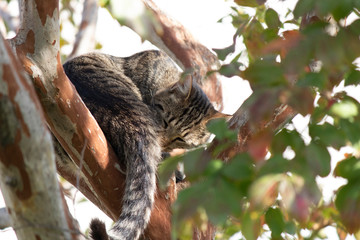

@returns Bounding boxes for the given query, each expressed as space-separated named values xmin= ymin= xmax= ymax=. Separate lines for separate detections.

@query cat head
xmin=153 ymin=75 xmax=229 ymax=152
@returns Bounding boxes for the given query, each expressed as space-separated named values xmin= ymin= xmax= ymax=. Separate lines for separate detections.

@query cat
xmin=63 ymin=50 xmax=226 ymax=240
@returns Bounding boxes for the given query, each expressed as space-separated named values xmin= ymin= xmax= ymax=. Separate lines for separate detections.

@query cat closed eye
xmin=155 ymin=104 xmax=164 ymax=111
xmin=173 ymin=137 xmax=185 ymax=143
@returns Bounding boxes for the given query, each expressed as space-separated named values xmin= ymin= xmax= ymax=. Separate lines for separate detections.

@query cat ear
xmin=177 ymin=74 xmax=193 ymax=101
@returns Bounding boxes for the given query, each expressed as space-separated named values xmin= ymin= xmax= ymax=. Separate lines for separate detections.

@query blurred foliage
xmin=160 ymin=0 xmax=360 ymax=239
xmin=3 ymin=0 xmax=360 ymax=238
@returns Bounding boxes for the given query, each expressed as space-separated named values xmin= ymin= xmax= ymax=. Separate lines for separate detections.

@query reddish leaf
xmin=248 ymin=130 xmax=272 ymax=161
xmin=291 ymin=194 xmax=310 ymax=224
xmin=262 ymin=30 xmax=302 ymax=58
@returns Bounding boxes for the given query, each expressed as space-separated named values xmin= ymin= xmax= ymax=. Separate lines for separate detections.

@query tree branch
xmin=0 ymin=33 xmax=79 ymax=240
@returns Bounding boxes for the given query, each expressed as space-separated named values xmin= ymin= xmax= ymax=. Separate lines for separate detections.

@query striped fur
xmin=63 ymin=50 xmax=220 ymax=240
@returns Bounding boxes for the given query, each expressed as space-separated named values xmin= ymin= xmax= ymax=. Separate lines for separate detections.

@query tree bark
xmin=0 ymin=33 xmax=79 ymax=240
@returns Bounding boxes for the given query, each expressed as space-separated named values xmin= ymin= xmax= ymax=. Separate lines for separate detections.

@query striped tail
xmin=90 ymin=136 xmax=160 ymax=240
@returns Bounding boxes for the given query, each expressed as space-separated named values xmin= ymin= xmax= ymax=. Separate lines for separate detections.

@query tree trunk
xmin=0 ymin=34 xmax=80 ymax=240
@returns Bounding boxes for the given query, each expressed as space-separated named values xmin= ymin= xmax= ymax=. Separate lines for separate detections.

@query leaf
xmin=207 ymin=118 xmax=237 ymax=141
xmin=234 ymin=0 xmax=259 ymax=7
xmin=243 ymin=59 xmax=286 ymax=89
xmin=287 ymin=87 xmax=315 ymax=116
xmin=330 ymin=100 xmax=358 ymax=119
xmin=204 ymin=159 xmax=223 ymax=176
xmin=258 ymin=154 xmax=289 ymax=176
xmin=335 ymin=182 xmax=360 ymax=233
xmin=243 ymin=19 xmax=266 ymax=58
xmin=265 ymin=8 xmax=281 ymax=30
xmin=182 ymin=148 xmax=207 ymax=180
xmin=297 ymin=72 xmax=327 ymax=89
xmin=265 ymin=207 xmax=285 ymax=238
xmin=345 ymin=68 xmax=360 ymax=86
xmin=309 ymin=122 xmax=346 ymax=150
xmin=242 ymin=210 xmax=261 ymax=240
xmin=348 ymin=19 xmax=360 ymax=36
xmin=250 ymin=174 xmax=283 ymax=209
xmin=293 ymin=0 xmax=315 ymax=18
xmin=158 ymin=154 xmax=184 ymax=189
xmin=331 ymin=0 xmax=354 ymax=21
xmin=291 ymin=193 xmax=310 ymax=223
xmin=205 ymin=179 xmax=243 ymax=223
xmin=334 ymin=156 xmax=360 ymax=181
xmin=284 ymin=220 xmax=297 ymax=235
xmin=305 ymin=142 xmax=331 ymax=177
xmin=272 ymin=128 xmax=305 ymax=154
xmin=248 ymin=129 xmax=272 ymax=161
xmin=213 ymin=44 xmax=235 ymax=61
xmin=222 ymin=154 xmax=254 ymax=181
xmin=218 ymin=63 xmax=242 ymax=78
xmin=174 ymin=180 xmax=211 ymax=221
xmin=339 ymin=119 xmax=360 ymax=146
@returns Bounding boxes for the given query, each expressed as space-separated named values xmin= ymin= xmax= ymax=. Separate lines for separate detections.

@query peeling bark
xmin=0 ymin=34 xmax=79 ymax=240
xmin=12 ymin=0 xmax=124 ymax=220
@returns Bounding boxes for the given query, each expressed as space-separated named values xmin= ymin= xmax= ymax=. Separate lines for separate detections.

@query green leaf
xmin=345 ymin=68 xmax=360 ymax=86
xmin=262 ymin=28 xmax=279 ymax=42
xmin=243 ymin=59 xmax=286 ymax=89
xmin=305 ymin=142 xmax=331 ymax=177
xmin=317 ymin=0 xmax=339 ymax=17
xmin=334 ymin=156 xmax=360 ymax=180
xmin=234 ymin=0 xmax=259 ymax=7
xmin=207 ymin=118 xmax=237 ymax=141
xmin=173 ymin=181 xmax=210 ymax=222
xmin=293 ymin=0 xmax=315 ymax=18
xmin=309 ymin=122 xmax=346 ymax=149
xmin=213 ymin=44 xmax=235 ymax=61
xmin=339 ymin=119 xmax=360 ymax=146
xmin=265 ymin=207 xmax=285 ymax=238
xmin=258 ymin=154 xmax=289 ymax=176
xmin=242 ymin=211 xmax=260 ymax=240
xmin=348 ymin=19 xmax=360 ymax=36
xmin=182 ymin=148 xmax=207 ymax=180
xmin=204 ymin=160 xmax=223 ymax=176
xmin=331 ymin=0 xmax=354 ymax=21
xmin=284 ymin=220 xmax=297 ymax=235
xmin=297 ymin=72 xmax=327 ymax=89
xmin=265 ymin=8 xmax=281 ymax=29
xmin=222 ymin=154 xmax=254 ymax=181
xmin=158 ymin=154 xmax=184 ymax=189
xmin=218 ymin=63 xmax=242 ymax=78
xmin=272 ymin=129 xmax=305 ymax=153
xmin=205 ymin=179 xmax=243 ymax=223
xmin=330 ymin=100 xmax=358 ymax=119
xmin=335 ymin=181 xmax=360 ymax=233
xmin=243 ymin=19 xmax=266 ymax=59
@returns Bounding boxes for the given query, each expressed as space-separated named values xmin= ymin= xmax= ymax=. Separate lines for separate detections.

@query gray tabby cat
xmin=63 ymin=50 xmax=226 ymax=240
